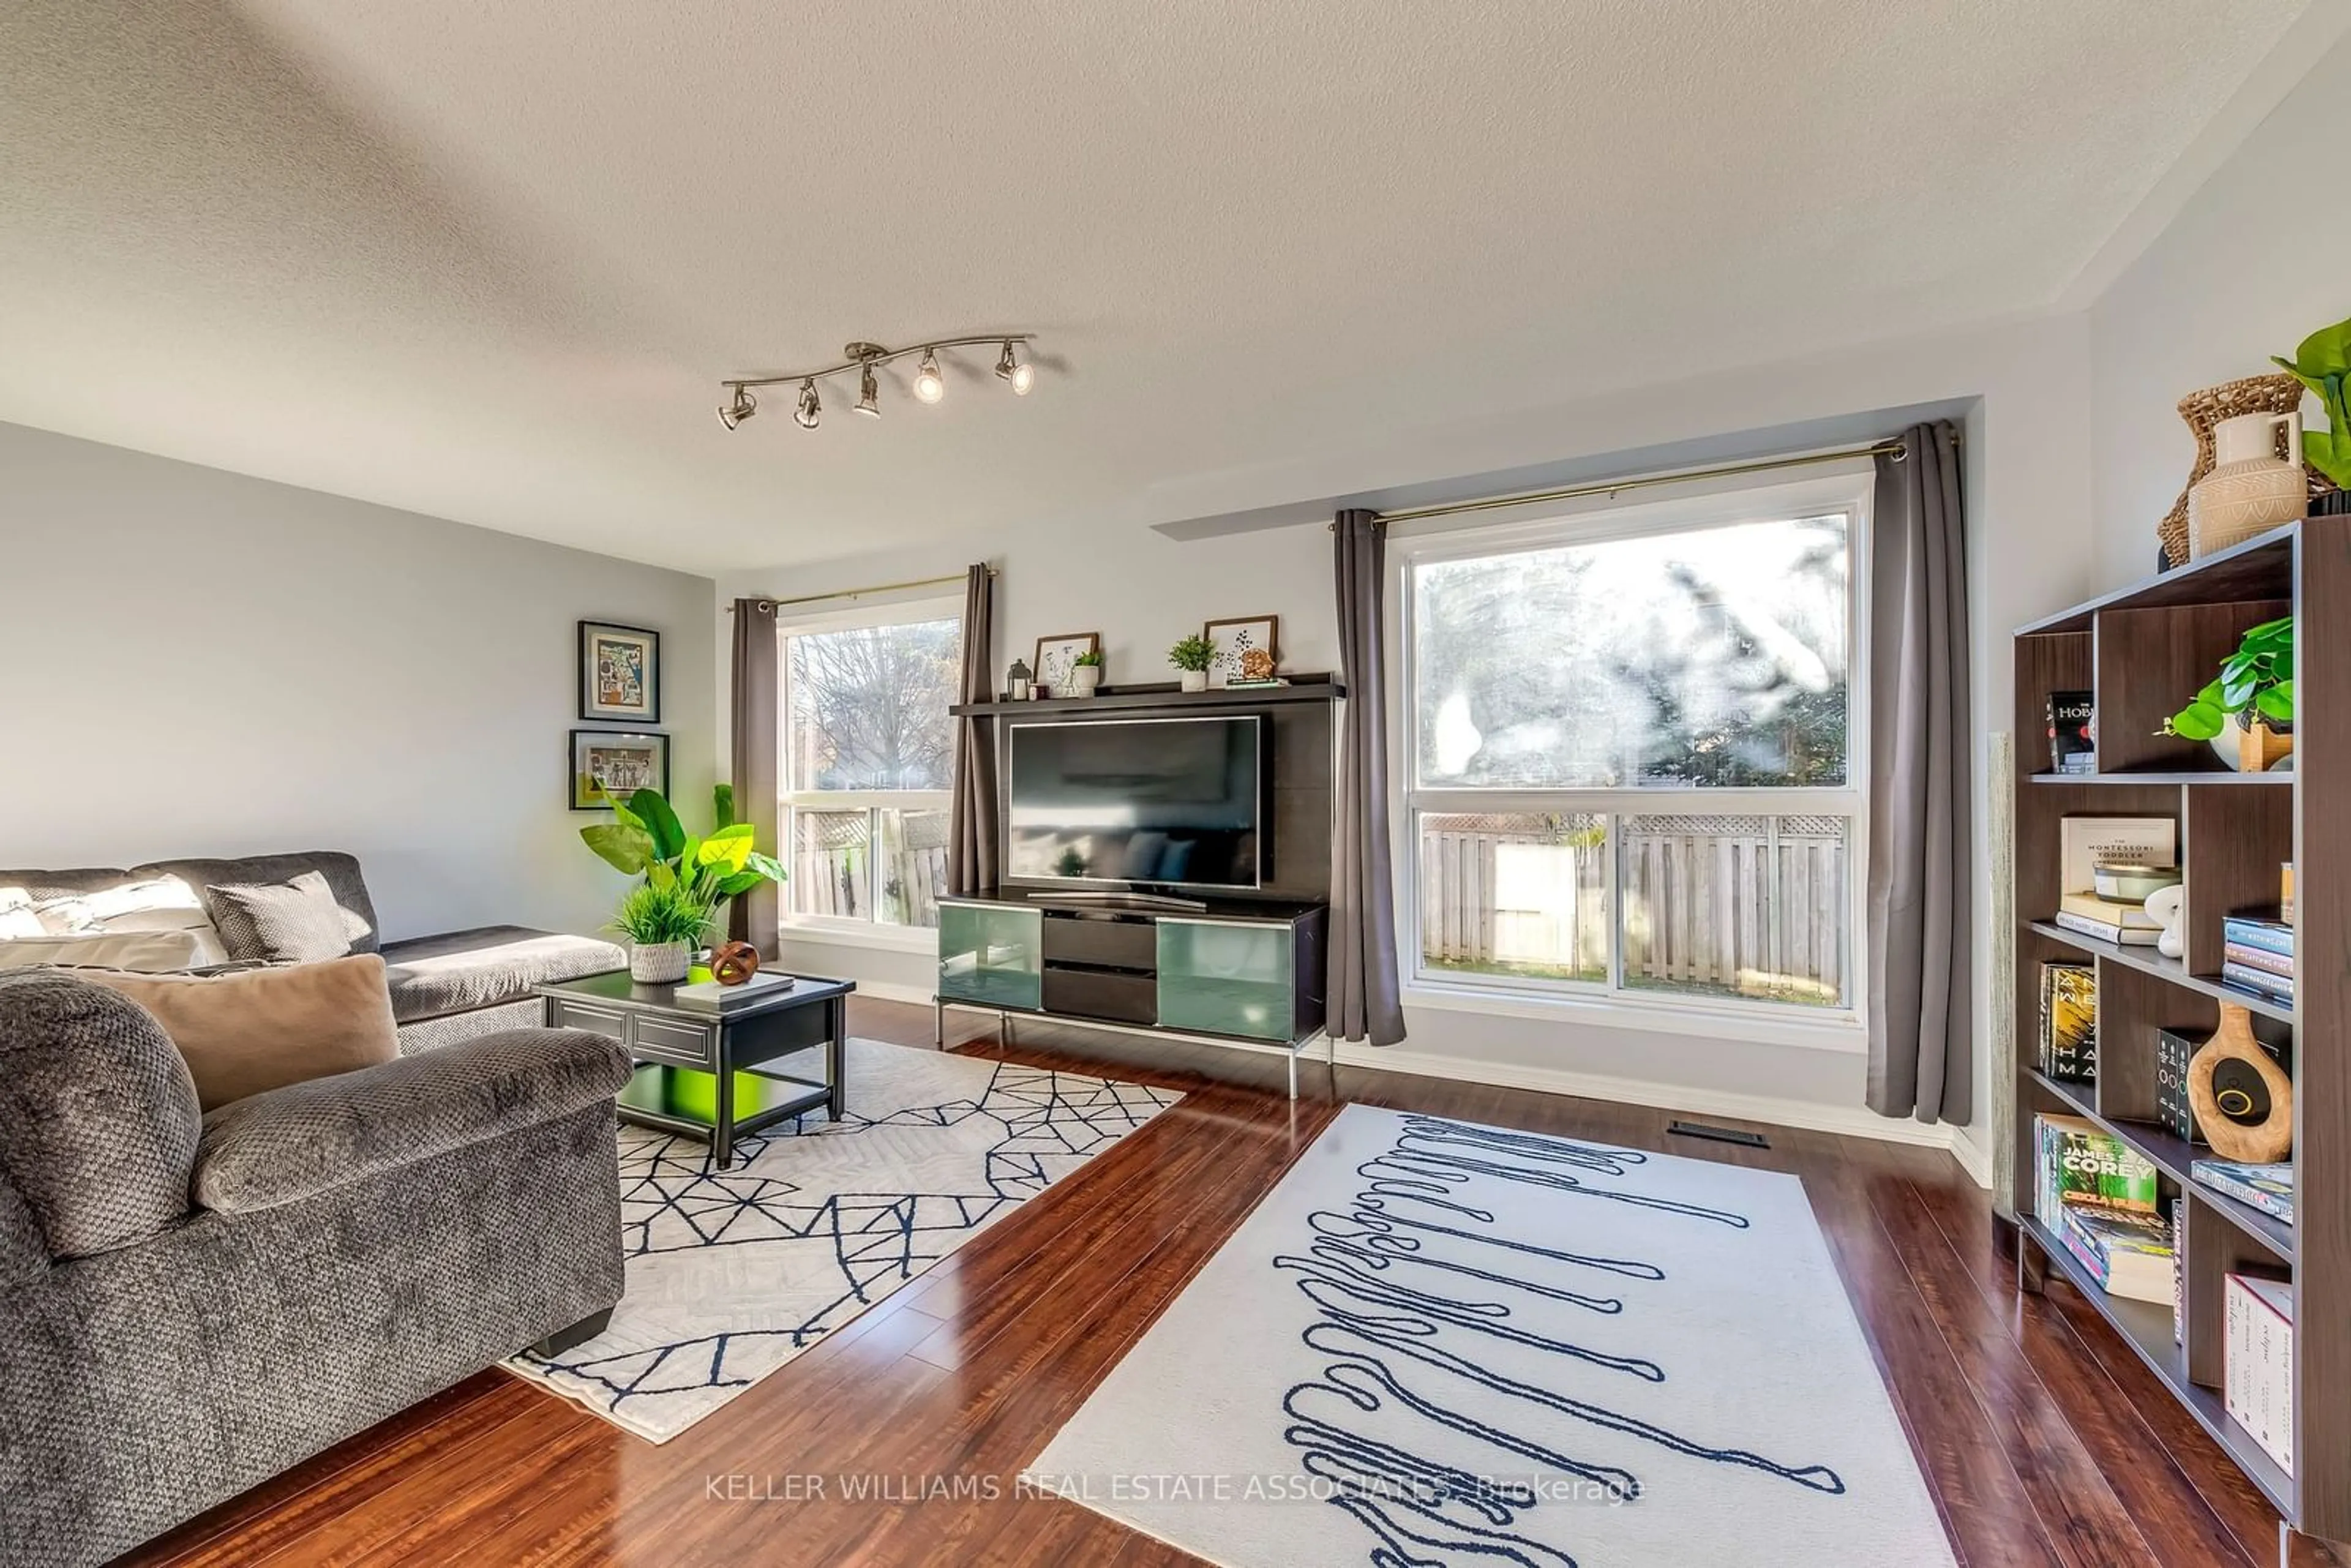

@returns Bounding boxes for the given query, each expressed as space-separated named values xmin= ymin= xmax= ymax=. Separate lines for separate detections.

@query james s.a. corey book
xmin=2035 ymin=1114 xmax=2159 ymax=1220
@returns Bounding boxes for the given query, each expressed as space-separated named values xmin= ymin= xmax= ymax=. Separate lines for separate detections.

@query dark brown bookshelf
xmin=2011 ymin=514 xmax=2345 ymax=1545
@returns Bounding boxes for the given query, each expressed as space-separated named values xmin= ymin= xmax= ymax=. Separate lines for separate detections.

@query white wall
xmin=2093 ymin=28 xmax=2351 ymax=585
xmin=718 ymin=312 xmax=2105 ymax=1148
xmin=1 ymin=422 xmax=715 ymax=940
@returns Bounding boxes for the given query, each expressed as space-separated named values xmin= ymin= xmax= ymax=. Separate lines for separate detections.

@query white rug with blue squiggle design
xmin=1026 ymin=1104 xmax=1955 ymax=1567
xmin=507 ymin=1038 xmax=1177 ymax=1442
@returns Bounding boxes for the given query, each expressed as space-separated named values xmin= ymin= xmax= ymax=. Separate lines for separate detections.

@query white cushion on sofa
xmin=0 ymin=928 xmax=212 ymax=972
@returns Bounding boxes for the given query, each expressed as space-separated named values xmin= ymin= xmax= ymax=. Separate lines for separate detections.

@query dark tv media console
xmin=934 ymin=894 xmax=1330 ymax=1098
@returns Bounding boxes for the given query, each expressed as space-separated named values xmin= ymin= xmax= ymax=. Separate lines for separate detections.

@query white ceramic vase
xmin=2189 ymin=411 xmax=2305 ymax=558
xmin=630 ymin=940 xmax=691 ymax=984
xmin=1071 ymin=666 xmax=1102 ymax=697
xmin=1180 ymin=670 xmax=1209 ymax=692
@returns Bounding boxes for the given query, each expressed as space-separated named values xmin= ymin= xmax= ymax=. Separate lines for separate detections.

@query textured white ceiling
xmin=0 ymin=1 xmax=2314 ymax=571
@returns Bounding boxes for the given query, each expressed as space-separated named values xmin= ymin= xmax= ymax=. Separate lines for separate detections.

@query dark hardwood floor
xmin=115 ymin=998 xmax=2327 ymax=1567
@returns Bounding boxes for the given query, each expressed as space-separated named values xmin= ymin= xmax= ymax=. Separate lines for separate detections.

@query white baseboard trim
xmin=1948 ymin=1125 xmax=1996 ymax=1190
xmin=1329 ymin=1041 xmax=1970 ymax=1162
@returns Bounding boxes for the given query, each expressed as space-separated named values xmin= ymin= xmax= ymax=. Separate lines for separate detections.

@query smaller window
xmin=779 ymin=602 xmax=961 ymax=932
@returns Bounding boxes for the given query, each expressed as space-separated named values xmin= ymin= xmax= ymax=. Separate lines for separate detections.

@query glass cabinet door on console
xmin=937 ymin=902 xmax=1042 ymax=1010
xmin=1157 ymin=918 xmax=1295 ymax=1041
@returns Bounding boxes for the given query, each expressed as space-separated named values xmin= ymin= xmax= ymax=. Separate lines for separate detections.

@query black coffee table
xmin=535 ymin=969 xmax=855 ymax=1168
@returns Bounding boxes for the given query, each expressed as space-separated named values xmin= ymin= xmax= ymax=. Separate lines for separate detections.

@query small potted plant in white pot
xmin=583 ymin=785 xmax=787 ymax=982
xmin=1169 ymin=632 xmax=1216 ymax=693
xmin=1070 ymin=647 xmax=1106 ymax=697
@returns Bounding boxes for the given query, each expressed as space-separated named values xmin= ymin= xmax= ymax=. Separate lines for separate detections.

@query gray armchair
xmin=0 ymin=972 xmax=633 ymax=1568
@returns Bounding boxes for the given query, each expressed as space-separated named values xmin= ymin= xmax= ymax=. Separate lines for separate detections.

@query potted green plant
xmin=1070 ymin=647 xmax=1106 ymax=697
xmin=582 ymin=784 xmax=786 ymax=981
xmin=2273 ymin=317 xmax=2351 ymax=514
xmin=1168 ymin=632 xmax=1217 ymax=692
xmin=2159 ymin=615 xmax=2294 ymax=771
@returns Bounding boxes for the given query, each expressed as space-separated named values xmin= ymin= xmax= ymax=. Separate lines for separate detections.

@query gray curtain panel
xmin=1330 ymin=510 xmax=1405 ymax=1046
xmin=947 ymin=564 xmax=999 ymax=898
xmin=727 ymin=599 xmax=781 ymax=954
xmin=1867 ymin=422 xmax=1972 ymax=1124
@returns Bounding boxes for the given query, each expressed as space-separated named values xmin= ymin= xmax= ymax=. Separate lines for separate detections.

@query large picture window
xmin=780 ymin=598 xmax=961 ymax=934
xmin=1398 ymin=475 xmax=1868 ymax=1027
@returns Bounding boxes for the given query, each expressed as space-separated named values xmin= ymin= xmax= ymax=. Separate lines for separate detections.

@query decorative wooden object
xmin=2237 ymin=719 xmax=2293 ymax=773
xmin=709 ymin=941 xmax=761 ymax=986
xmin=2187 ymin=1003 xmax=2293 ymax=1161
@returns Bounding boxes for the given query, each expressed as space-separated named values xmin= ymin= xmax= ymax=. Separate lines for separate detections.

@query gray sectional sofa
xmin=0 ymin=850 xmax=624 ymax=1049
xmin=0 ymin=970 xmax=634 ymax=1568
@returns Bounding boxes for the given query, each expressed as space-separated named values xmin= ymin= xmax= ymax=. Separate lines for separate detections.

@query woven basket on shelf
xmin=2161 ymin=373 xmax=2336 ymax=567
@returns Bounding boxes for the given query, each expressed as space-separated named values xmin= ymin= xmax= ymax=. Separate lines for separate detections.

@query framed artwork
xmin=1032 ymin=631 xmax=1102 ymax=696
xmin=579 ymin=620 xmax=661 ymax=724
xmin=1202 ymin=615 xmax=1280 ymax=687
xmin=571 ymin=730 xmax=670 ymax=810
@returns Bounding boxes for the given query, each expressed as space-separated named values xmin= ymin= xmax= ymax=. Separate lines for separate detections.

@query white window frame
xmin=776 ymin=592 xmax=963 ymax=952
xmin=1386 ymin=467 xmax=1873 ymax=1052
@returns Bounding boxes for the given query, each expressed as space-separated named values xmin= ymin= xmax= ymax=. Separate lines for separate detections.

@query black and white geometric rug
xmin=508 ymin=1037 xmax=1179 ymax=1442
xmin=1026 ymin=1105 xmax=1955 ymax=1567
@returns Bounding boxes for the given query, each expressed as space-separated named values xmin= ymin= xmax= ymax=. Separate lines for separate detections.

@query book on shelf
xmin=2058 ymin=817 xmax=2177 ymax=899
xmin=2156 ymin=1029 xmax=2203 ymax=1144
xmin=2058 ymin=1203 xmax=2174 ymax=1305
xmin=2220 ymin=962 xmax=2295 ymax=1004
xmin=2055 ymin=908 xmax=2162 ymax=947
xmin=2037 ymin=961 xmax=2097 ymax=1082
xmin=2223 ymin=942 xmax=2295 ymax=979
xmin=1219 ymin=677 xmax=1291 ymax=689
xmin=2222 ymin=913 xmax=2293 ymax=958
xmin=2192 ymin=1160 xmax=2295 ymax=1225
xmin=2225 ymin=1274 xmax=2295 ymax=1477
xmin=2035 ymin=1114 xmax=2159 ymax=1220
xmin=2058 ymin=892 xmax=2160 ymax=931
xmin=2169 ymin=1198 xmax=2184 ymax=1344
xmin=2047 ymin=689 xmax=2095 ymax=773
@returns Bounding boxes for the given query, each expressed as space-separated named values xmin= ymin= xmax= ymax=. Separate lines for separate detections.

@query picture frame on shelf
xmin=1032 ymin=632 xmax=1101 ymax=696
xmin=579 ymin=620 xmax=662 ymax=724
xmin=570 ymin=729 xmax=669 ymax=811
xmin=1202 ymin=615 xmax=1280 ymax=688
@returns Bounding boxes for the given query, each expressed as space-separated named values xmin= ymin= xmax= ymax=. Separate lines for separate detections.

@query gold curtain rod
xmin=1338 ymin=437 xmax=1922 ymax=529
xmin=727 ymin=568 xmax=994 ymax=612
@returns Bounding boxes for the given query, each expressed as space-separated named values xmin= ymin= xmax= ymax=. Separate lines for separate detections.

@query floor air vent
xmin=1666 ymin=1120 xmax=1769 ymax=1149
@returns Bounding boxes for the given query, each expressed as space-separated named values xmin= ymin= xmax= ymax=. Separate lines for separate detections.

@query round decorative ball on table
xmin=710 ymin=940 xmax=762 ymax=986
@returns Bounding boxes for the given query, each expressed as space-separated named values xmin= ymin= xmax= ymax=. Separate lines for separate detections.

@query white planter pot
xmin=1071 ymin=666 xmax=1102 ymax=696
xmin=1180 ymin=670 xmax=1209 ymax=692
xmin=629 ymin=940 xmax=691 ymax=984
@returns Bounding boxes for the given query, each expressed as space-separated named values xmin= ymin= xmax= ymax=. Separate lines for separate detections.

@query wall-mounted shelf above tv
xmin=950 ymin=672 xmax=1344 ymax=716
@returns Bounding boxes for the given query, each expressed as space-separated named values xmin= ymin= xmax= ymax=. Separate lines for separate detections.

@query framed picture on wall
xmin=571 ymin=730 xmax=670 ymax=810
xmin=1032 ymin=631 xmax=1102 ymax=695
xmin=579 ymin=620 xmax=661 ymax=723
xmin=1202 ymin=615 xmax=1280 ymax=687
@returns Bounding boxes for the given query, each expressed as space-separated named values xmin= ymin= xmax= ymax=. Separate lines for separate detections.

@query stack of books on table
xmin=2034 ymin=1113 xmax=2172 ymax=1304
xmin=2053 ymin=891 xmax=2161 ymax=947
xmin=2221 ymin=913 xmax=2294 ymax=1005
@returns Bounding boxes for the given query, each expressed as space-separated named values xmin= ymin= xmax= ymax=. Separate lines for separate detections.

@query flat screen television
xmin=1006 ymin=716 xmax=1264 ymax=890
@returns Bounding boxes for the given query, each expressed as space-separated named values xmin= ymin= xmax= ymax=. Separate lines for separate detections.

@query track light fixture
xmin=996 ymin=339 xmax=1034 ymax=396
xmin=715 ymin=334 xmax=1038 ymax=433
xmin=717 ymin=386 xmax=757 ymax=430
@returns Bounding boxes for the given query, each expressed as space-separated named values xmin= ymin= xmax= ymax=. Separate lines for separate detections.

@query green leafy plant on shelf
xmin=2160 ymin=616 xmax=2294 ymax=740
xmin=1167 ymin=633 xmax=1217 ymax=673
xmin=609 ymin=875 xmax=717 ymax=947
xmin=2274 ymin=316 xmax=2351 ymax=489
xmin=1072 ymin=648 xmax=1105 ymax=669
xmin=580 ymin=783 xmax=786 ymax=919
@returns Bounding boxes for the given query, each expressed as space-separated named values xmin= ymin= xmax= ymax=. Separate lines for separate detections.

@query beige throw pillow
xmin=78 ymin=954 xmax=400 ymax=1111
